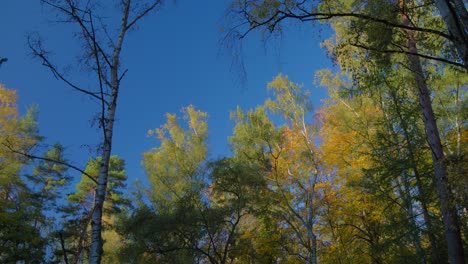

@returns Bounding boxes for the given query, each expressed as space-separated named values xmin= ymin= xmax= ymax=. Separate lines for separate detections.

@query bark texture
xmin=433 ymin=0 xmax=468 ymax=66
xmin=403 ymin=11 xmax=465 ymax=264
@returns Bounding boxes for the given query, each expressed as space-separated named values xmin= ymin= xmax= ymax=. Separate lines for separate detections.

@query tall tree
xmin=225 ymin=1 xmax=467 ymax=262
xmin=29 ymin=1 xmax=165 ymax=262
xmin=143 ymin=105 xmax=208 ymax=212
xmin=0 ymin=85 xmax=44 ymax=262
xmin=57 ymin=155 xmax=129 ymax=264
xmin=225 ymin=0 xmax=467 ymax=68
xmin=229 ymin=75 xmax=329 ymax=263
xmin=124 ymin=106 xmax=267 ymax=263
xmin=433 ymin=0 xmax=468 ymax=66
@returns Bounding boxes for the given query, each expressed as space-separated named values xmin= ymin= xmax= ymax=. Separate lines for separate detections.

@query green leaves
xmin=143 ymin=105 xmax=208 ymax=211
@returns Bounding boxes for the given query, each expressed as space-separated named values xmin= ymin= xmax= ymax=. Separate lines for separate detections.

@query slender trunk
xmin=407 ymin=39 xmax=465 ymax=264
xmin=451 ymin=0 xmax=468 ymax=24
xmin=301 ymin=117 xmax=318 ymax=264
xmin=433 ymin=0 xmax=468 ymax=67
xmin=383 ymin=89 xmax=426 ymax=262
xmin=59 ymin=232 xmax=69 ymax=264
xmin=310 ymin=232 xmax=317 ymax=264
xmin=88 ymin=71 xmax=119 ymax=264
xmin=389 ymin=85 xmax=441 ymax=263
xmin=412 ymin=161 xmax=441 ymax=264
xmin=396 ymin=174 xmax=426 ymax=264
xmin=88 ymin=113 xmax=115 ymax=264
xmin=401 ymin=5 xmax=465 ymax=262
xmin=307 ymin=190 xmax=317 ymax=264
xmin=88 ymin=3 xmax=129 ymax=263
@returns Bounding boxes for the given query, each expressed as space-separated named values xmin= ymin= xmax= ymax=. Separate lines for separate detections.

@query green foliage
xmin=0 ymin=85 xmax=48 ymax=263
xmin=55 ymin=155 xmax=129 ymax=263
xmin=143 ymin=105 xmax=208 ymax=212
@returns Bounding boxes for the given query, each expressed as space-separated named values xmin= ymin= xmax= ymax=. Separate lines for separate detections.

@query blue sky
xmin=0 ymin=1 xmax=331 ymax=186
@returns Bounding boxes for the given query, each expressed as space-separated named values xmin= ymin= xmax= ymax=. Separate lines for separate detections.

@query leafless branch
xmin=3 ymin=141 xmax=98 ymax=184
xmin=88 ymin=11 xmax=108 ymax=135
xmin=41 ymin=0 xmax=113 ymax=67
xmin=28 ymin=37 xmax=109 ymax=105
xmin=126 ymin=1 xmax=164 ymax=31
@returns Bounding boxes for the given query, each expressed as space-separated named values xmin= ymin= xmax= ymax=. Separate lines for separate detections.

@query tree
xmin=229 ymin=75 xmax=330 ymax=263
xmin=0 ymin=85 xmax=45 ymax=262
xmin=225 ymin=1 xmax=467 ymax=262
xmin=225 ymin=0 xmax=467 ymax=68
xmin=265 ymin=75 xmax=323 ymax=264
xmin=143 ymin=105 xmax=208 ymax=212
xmin=29 ymin=1 xmax=165 ymax=262
xmin=317 ymin=78 xmax=428 ymax=263
xmin=122 ymin=106 xmax=268 ymax=263
xmin=433 ymin=0 xmax=468 ymax=66
xmin=57 ymin=155 xmax=129 ymax=264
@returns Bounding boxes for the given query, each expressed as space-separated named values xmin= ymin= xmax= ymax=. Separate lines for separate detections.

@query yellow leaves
xmin=0 ymin=85 xmax=38 ymax=180
xmin=240 ymin=230 xmax=253 ymax=240
xmin=185 ymin=104 xmax=208 ymax=138
xmin=319 ymin=92 xmax=382 ymax=180
xmin=0 ymin=85 xmax=19 ymax=134
xmin=267 ymin=73 xmax=290 ymax=93
xmin=0 ymin=84 xmax=17 ymax=105
xmin=143 ymin=105 xmax=208 ymax=209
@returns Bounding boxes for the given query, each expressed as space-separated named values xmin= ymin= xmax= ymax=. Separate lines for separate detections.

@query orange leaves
xmin=319 ymin=94 xmax=383 ymax=179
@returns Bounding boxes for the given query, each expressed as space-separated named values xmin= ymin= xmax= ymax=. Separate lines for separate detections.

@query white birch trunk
xmin=88 ymin=2 xmax=130 ymax=263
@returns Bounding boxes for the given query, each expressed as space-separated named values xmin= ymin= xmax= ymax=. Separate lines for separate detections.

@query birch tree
xmin=29 ymin=1 xmax=164 ymax=263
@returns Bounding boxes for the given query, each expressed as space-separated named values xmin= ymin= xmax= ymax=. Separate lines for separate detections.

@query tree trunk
xmin=88 ymin=113 xmax=115 ymax=264
xmin=307 ymin=190 xmax=317 ymax=264
xmin=403 ymin=9 xmax=465 ymax=262
xmin=88 ymin=2 xmax=129 ymax=263
xmin=33 ymin=1 xmax=162 ymax=263
xmin=433 ymin=0 xmax=468 ymax=67
xmin=388 ymin=85 xmax=441 ymax=263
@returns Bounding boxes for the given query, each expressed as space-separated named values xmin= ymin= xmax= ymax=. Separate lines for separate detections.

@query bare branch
xmin=88 ymin=11 xmax=108 ymax=135
xmin=126 ymin=1 xmax=164 ymax=31
xmin=119 ymin=69 xmax=129 ymax=82
xmin=28 ymin=37 xmax=109 ymax=105
xmin=243 ymin=9 xmax=454 ymax=41
xmin=41 ymin=0 xmax=113 ymax=68
xmin=3 ymin=141 xmax=98 ymax=184
xmin=0 ymin=57 xmax=7 ymax=66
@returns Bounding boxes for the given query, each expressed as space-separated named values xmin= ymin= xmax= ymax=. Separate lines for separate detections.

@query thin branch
xmin=41 ymin=0 xmax=113 ymax=67
xmin=3 ymin=142 xmax=98 ymax=184
xmin=88 ymin=11 xmax=108 ymax=136
xmin=0 ymin=57 xmax=7 ymax=66
xmin=119 ymin=69 xmax=128 ymax=82
xmin=59 ymin=232 xmax=69 ymax=264
xmin=126 ymin=1 xmax=163 ymax=31
xmin=241 ymin=9 xmax=454 ymax=41
xmin=28 ymin=39 xmax=108 ymax=104
xmin=351 ymin=42 xmax=467 ymax=69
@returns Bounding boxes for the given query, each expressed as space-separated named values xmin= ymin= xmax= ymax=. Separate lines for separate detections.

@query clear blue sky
xmin=0 ymin=1 xmax=331 ymax=186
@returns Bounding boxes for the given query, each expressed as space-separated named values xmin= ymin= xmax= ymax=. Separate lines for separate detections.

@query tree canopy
xmin=0 ymin=0 xmax=466 ymax=263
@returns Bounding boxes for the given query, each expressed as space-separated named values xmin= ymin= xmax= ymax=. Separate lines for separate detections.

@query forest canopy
xmin=0 ymin=0 xmax=467 ymax=263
